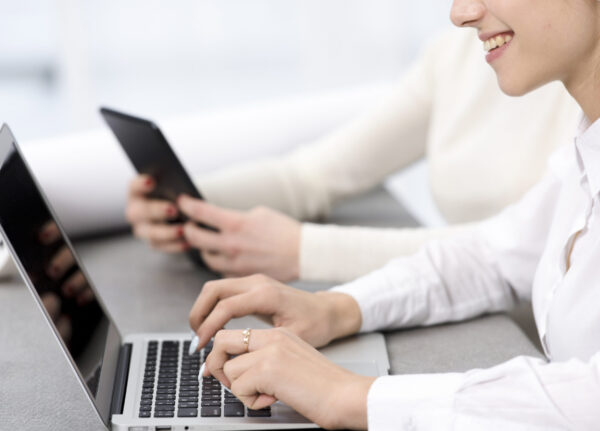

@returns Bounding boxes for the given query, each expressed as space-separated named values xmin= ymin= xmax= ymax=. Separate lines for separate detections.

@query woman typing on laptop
xmin=177 ymin=1 xmax=600 ymax=429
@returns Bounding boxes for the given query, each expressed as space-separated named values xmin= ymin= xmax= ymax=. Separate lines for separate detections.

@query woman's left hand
xmin=203 ymin=327 xmax=375 ymax=430
xmin=177 ymin=195 xmax=301 ymax=281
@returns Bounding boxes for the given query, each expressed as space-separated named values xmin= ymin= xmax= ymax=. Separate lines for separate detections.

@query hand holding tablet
xmin=102 ymin=107 xmax=303 ymax=280
xmin=100 ymin=107 xmax=214 ymax=266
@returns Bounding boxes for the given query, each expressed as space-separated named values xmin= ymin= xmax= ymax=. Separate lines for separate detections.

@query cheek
xmin=490 ymin=41 xmax=546 ymax=96
xmin=493 ymin=33 xmax=569 ymax=97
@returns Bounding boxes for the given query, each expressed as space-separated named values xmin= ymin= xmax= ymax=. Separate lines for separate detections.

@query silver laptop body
xmin=0 ymin=124 xmax=389 ymax=430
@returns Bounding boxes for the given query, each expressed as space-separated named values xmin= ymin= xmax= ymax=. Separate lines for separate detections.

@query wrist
xmin=316 ymin=291 xmax=362 ymax=342
xmin=333 ymin=373 xmax=376 ymax=430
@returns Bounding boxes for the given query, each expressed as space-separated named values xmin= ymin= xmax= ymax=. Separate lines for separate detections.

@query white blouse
xmin=333 ymin=117 xmax=600 ymax=430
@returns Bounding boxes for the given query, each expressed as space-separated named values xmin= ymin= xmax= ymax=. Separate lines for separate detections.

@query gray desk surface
xmin=0 ymin=189 xmax=543 ymax=430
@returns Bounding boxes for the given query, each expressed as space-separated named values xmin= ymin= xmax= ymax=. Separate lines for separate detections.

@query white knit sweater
xmin=196 ymin=27 xmax=580 ymax=283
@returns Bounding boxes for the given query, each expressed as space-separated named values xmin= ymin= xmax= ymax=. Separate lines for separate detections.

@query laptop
xmin=0 ymin=124 xmax=390 ymax=430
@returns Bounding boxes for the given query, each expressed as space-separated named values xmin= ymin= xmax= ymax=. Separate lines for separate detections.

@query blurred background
xmin=1 ymin=0 xmax=451 ymax=141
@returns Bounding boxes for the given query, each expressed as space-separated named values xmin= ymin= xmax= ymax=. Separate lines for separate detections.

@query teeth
xmin=483 ymin=34 xmax=512 ymax=52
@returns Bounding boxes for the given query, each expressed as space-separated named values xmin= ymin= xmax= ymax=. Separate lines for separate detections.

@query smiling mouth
xmin=483 ymin=33 xmax=513 ymax=53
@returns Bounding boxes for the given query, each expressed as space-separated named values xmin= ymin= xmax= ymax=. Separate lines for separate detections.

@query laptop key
xmin=248 ymin=408 xmax=271 ymax=417
xmin=156 ymin=394 xmax=176 ymax=400
xmin=202 ymin=393 xmax=221 ymax=400
xmin=180 ymin=385 xmax=198 ymax=393
xmin=139 ymin=411 xmax=151 ymax=418
xmin=155 ymin=404 xmax=175 ymax=411
xmin=183 ymin=378 xmax=200 ymax=383
xmin=201 ymin=407 xmax=221 ymax=417
xmin=178 ymin=408 xmax=198 ymax=417
xmin=154 ymin=411 xmax=175 ymax=418
xmin=201 ymin=400 xmax=221 ymax=407
xmin=224 ymin=403 xmax=245 ymax=417
xmin=181 ymin=388 xmax=199 ymax=393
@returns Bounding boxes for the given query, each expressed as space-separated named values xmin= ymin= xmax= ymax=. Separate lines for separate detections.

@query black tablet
xmin=100 ymin=107 xmax=203 ymax=202
xmin=100 ymin=107 xmax=214 ymax=267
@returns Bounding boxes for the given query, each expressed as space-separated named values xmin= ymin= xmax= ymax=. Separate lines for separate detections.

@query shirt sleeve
xmin=196 ymin=32 xmax=439 ymax=220
xmin=330 ymin=165 xmax=562 ymax=332
xmin=367 ymin=353 xmax=600 ymax=430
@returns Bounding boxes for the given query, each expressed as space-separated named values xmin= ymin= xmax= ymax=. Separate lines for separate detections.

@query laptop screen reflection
xmin=0 ymin=142 xmax=109 ymax=397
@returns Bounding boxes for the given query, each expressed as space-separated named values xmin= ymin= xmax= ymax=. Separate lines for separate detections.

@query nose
xmin=450 ymin=0 xmax=486 ymax=28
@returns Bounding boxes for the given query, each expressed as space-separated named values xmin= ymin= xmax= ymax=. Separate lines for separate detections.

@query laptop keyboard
xmin=138 ymin=339 xmax=271 ymax=419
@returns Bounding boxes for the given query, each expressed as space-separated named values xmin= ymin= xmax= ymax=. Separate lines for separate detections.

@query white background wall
xmin=1 ymin=1 xmax=451 ymax=140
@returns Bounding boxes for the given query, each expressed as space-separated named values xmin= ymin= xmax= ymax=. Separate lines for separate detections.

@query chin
xmin=496 ymin=75 xmax=533 ymax=97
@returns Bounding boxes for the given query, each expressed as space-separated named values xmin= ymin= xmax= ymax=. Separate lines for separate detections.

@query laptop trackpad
xmin=335 ymin=361 xmax=380 ymax=377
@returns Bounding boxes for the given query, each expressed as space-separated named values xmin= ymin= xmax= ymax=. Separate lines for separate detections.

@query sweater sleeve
xmin=196 ymin=33 xmax=438 ymax=220
xmin=299 ymin=222 xmax=477 ymax=283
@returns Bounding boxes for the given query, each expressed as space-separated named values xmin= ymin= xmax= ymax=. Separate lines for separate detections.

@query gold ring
xmin=242 ymin=328 xmax=251 ymax=353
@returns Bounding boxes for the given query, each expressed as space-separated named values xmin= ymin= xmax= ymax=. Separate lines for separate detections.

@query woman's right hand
xmin=189 ymin=274 xmax=363 ymax=350
xmin=125 ymin=174 xmax=188 ymax=253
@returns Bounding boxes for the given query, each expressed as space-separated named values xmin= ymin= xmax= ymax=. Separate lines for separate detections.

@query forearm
xmin=196 ymin=38 xmax=436 ymax=222
xmin=197 ymin=158 xmax=302 ymax=216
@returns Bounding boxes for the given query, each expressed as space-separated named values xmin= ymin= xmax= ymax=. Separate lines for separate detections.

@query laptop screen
xmin=0 ymin=125 xmax=120 ymax=425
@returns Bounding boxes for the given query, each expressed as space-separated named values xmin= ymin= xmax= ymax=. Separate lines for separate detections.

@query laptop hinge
xmin=110 ymin=343 xmax=132 ymax=415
